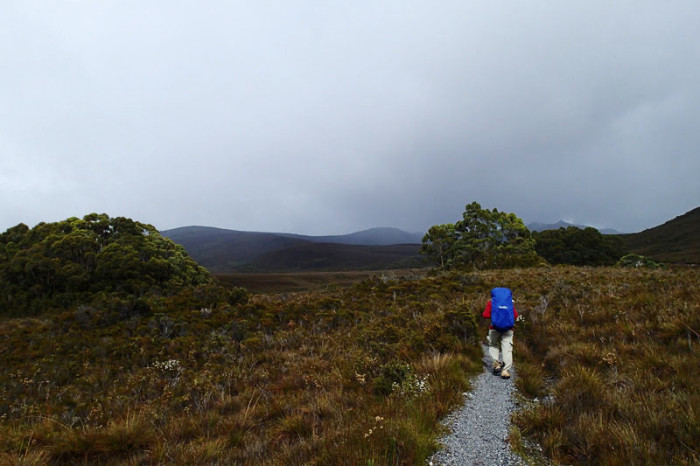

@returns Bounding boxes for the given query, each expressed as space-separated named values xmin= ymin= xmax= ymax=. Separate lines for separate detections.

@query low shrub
xmin=2 ymin=266 xmax=696 ymax=464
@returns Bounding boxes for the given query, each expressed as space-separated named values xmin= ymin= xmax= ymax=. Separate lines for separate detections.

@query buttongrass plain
xmin=505 ymin=266 xmax=699 ymax=465
xmin=1 ymin=273 xmax=483 ymax=464
xmin=1 ymin=266 xmax=697 ymax=465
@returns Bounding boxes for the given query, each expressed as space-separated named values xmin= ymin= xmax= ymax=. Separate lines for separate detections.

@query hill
xmin=280 ymin=227 xmax=424 ymax=245
xmin=528 ymin=220 xmax=622 ymax=234
xmin=160 ymin=226 xmax=309 ymax=272
xmin=618 ymin=206 xmax=700 ymax=263
xmin=161 ymin=226 xmax=425 ymax=273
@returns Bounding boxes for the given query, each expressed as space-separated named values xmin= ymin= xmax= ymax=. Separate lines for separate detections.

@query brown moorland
xmin=0 ymin=266 xmax=698 ymax=465
xmin=216 ymin=268 xmax=428 ymax=294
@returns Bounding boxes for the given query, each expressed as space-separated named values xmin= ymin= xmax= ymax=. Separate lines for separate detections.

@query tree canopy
xmin=421 ymin=202 xmax=540 ymax=270
xmin=0 ymin=214 xmax=211 ymax=316
xmin=533 ymin=226 xmax=625 ymax=266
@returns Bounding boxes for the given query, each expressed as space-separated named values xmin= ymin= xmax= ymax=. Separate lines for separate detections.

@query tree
xmin=420 ymin=224 xmax=458 ymax=269
xmin=421 ymin=202 xmax=540 ymax=270
xmin=533 ymin=226 xmax=625 ymax=266
xmin=0 ymin=214 xmax=212 ymax=316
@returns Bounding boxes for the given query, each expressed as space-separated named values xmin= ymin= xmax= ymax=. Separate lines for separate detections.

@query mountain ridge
xmin=162 ymin=206 xmax=700 ymax=272
xmin=276 ymin=226 xmax=425 ymax=246
xmin=161 ymin=226 xmax=425 ymax=273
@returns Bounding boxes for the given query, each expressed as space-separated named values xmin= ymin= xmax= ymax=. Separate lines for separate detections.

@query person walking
xmin=483 ymin=287 xmax=518 ymax=379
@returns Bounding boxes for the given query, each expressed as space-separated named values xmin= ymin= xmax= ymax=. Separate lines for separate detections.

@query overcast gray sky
xmin=2 ymin=1 xmax=699 ymax=235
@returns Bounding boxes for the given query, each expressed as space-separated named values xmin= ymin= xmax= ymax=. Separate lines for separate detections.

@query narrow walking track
xmin=428 ymin=346 xmax=524 ymax=465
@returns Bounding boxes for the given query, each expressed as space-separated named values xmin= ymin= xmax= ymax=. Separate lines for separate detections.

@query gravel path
xmin=428 ymin=345 xmax=524 ymax=466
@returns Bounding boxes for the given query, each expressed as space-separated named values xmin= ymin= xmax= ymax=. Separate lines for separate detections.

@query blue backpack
xmin=490 ymin=287 xmax=514 ymax=331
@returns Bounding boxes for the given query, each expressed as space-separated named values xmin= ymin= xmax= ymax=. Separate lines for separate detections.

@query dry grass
xmin=1 ymin=266 xmax=697 ymax=464
xmin=0 ymin=272 xmax=480 ymax=464
xmin=508 ymin=266 xmax=699 ymax=465
xmin=216 ymin=269 xmax=428 ymax=293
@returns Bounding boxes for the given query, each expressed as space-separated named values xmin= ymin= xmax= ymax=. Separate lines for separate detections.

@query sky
xmin=2 ymin=1 xmax=699 ymax=236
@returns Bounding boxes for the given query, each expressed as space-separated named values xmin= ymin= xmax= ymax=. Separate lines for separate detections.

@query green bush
xmin=616 ymin=254 xmax=662 ymax=268
xmin=373 ymin=360 xmax=413 ymax=396
xmin=0 ymin=214 xmax=211 ymax=316
xmin=533 ymin=226 xmax=625 ymax=266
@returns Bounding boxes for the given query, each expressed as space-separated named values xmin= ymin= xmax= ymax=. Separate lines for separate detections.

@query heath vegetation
xmin=507 ymin=265 xmax=699 ymax=465
xmin=2 ymin=266 xmax=697 ymax=464
xmin=0 ymin=267 xmax=487 ymax=464
xmin=1 ymin=209 xmax=698 ymax=464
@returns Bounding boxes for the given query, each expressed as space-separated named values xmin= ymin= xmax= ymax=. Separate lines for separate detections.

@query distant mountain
xmin=527 ymin=220 xmax=584 ymax=232
xmin=162 ymin=207 xmax=700 ymax=271
xmin=618 ymin=207 xmax=700 ymax=264
xmin=161 ymin=226 xmax=425 ymax=273
xmin=161 ymin=226 xmax=308 ymax=272
xmin=280 ymin=227 xmax=424 ymax=246
xmin=527 ymin=220 xmax=622 ymax=235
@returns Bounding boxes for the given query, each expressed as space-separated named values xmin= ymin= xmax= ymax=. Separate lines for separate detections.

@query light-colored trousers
xmin=487 ymin=329 xmax=514 ymax=371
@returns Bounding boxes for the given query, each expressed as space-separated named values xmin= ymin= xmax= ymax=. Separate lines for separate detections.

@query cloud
xmin=1 ymin=1 xmax=698 ymax=235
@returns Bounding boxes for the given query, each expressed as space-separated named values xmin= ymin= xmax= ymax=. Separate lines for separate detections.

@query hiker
xmin=483 ymin=287 xmax=518 ymax=379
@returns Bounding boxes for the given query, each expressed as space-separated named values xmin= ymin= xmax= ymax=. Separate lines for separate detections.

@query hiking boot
xmin=501 ymin=369 xmax=511 ymax=379
xmin=492 ymin=362 xmax=503 ymax=374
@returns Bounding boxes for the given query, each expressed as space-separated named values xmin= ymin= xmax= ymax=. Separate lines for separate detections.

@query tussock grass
xmin=1 ymin=266 xmax=697 ymax=464
xmin=510 ymin=266 xmax=699 ymax=465
xmin=0 ymin=273 xmax=482 ymax=464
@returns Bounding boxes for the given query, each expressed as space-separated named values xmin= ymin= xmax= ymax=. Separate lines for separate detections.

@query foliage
xmin=421 ymin=202 xmax=540 ymax=270
xmin=0 ymin=214 xmax=211 ymax=316
xmin=533 ymin=226 xmax=625 ymax=266
xmin=616 ymin=253 xmax=662 ymax=269
xmin=420 ymin=224 xmax=459 ymax=269
xmin=0 ymin=272 xmax=484 ymax=464
xmin=372 ymin=360 xmax=414 ymax=396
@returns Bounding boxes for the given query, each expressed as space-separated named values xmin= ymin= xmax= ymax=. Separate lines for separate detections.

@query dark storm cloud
xmin=1 ymin=1 xmax=698 ymax=235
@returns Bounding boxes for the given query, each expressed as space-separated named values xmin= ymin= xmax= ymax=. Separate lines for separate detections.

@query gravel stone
xmin=428 ymin=345 xmax=524 ymax=466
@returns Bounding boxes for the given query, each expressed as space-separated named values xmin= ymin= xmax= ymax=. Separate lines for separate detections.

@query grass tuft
xmin=511 ymin=266 xmax=699 ymax=465
xmin=1 ymin=266 xmax=697 ymax=464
